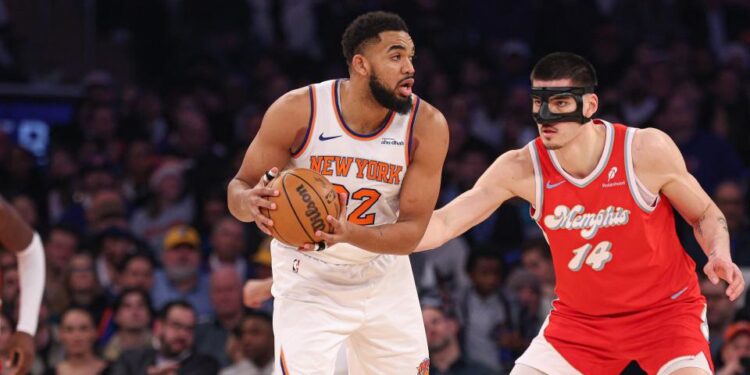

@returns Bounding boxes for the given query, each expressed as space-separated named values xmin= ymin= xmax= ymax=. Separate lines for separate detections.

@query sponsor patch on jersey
xmin=381 ymin=137 xmax=405 ymax=146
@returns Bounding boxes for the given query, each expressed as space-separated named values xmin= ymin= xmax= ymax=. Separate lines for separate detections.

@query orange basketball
xmin=260 ymin=168 xmax=341 ymax=248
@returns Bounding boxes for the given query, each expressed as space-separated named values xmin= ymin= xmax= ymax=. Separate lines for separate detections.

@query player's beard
xmin=369 ymin=73 xmax=412 ymax=114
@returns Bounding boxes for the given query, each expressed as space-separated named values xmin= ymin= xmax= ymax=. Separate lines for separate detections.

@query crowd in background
xmin=1 ymin=0 xmax=750 ymax=374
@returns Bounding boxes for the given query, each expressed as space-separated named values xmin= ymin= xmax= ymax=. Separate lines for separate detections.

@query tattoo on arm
xmin=694 ymin=213 xmax=706 ymax=238
xmin=718 ymin=217 xmax=729 ymax=234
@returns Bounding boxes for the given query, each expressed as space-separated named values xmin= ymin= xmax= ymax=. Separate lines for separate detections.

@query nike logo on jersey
xmin=318 ymin=133 xmax=342 ymax=141
xmin=546 ymin=180 xmax=566 ymax=189
xmin=670 ymin=286 xmax=689 ymax=300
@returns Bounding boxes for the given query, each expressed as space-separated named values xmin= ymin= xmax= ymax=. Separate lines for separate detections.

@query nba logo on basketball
xmin=416 ymin=358 xmax=429 ymax=375
xmin=292 ymin=259 xmax=300 ymax=273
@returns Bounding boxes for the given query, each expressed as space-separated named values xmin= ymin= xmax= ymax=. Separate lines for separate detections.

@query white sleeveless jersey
xmin=272 ymin=79 xmax=420 ymax=264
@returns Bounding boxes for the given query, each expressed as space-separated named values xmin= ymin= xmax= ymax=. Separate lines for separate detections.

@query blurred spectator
xmin=454 ymin=248 xmax=518 ymax=372
xmin=102 ymin=289 xmax=154 ymax=362
xmin=131 ymin=161 xmax=195 ymax=253
xmin=111 ymin=300 xmax=219 ymax=375
xmin=44 ymin=224 xmax=81 ymax=314
xmin=50 ymin=308 xmax=109 ymax=375
xmin=116 ymin=251 xmax=156 ymax=293
xmin=657 ymin=93 xmax=744 ymax=194
xmin=94 ymin=226 xmax=138 ymax=296
xmin=196 ymin=267 xmax=244 ymax=366
xmin=208 ymin=217 xmax=250 ymax=279
xmin=713 ymin=180 xmax=750 ymax=267
xmin=703 ymin=276 xmax=738 ymax=360
xmin=716 ymin=321 xmax=750 ymax=375
xmin=151 ymin=225 xmax=213 ymax=319
xmin=422 ymin=304 xmax=499 ymax=375
xmin=520 ymin=239 xmax=556 ymax=317
xmin=0 ymin=310 xmax=14 ymax=360
xmin=505 ymin=269 xmax=544 ymax=347
xmin=220 ymin=311 xmax=274 ymax=375
xmin=250 ymin=237 xmax=273 ymax=281
xmin=65 ymin=253 xmax=109 ymax=328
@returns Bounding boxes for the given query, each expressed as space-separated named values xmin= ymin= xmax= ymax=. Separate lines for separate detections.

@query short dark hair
xmin=159 ymin=300 xmax=195 ymax=321
xmin=466 ymin=246 xmax=505 ymax=275
xmin=341 ymin=11 xmax=409 ymax=66
xmin=233 ymin=310 xmax=273 ymax=337
xmin=530 ymin=52 xmax=598 ymax=87
xmin=521 ymin=239 xmax=552 ymax=260
xmin=113 ymin=288 xmax=154 ymax=319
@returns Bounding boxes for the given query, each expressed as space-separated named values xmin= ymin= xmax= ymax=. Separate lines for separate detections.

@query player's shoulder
xmin=631 ymin=126 xmax=675 ymax=154
xmin=494 ymin=145 xmax=534 ymax=176
xmin=262 ymin=86 xmax=313 ymax=129
xmin=413 ymin=98 xmax=448 ymax=131
xmin=630 ymin=126 xmax=684 ymax=173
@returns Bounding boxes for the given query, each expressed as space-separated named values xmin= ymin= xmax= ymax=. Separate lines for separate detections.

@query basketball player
xmin=227 ymin=11 xmax=448 ymax=375
xmin=416 ymin=52 xmax=744 ymax=374
xmin=0 ymin=195 xmax=45 ymax=375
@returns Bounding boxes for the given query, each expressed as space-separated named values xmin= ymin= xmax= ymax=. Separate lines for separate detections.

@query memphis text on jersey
xmin=543 ymin=204 xmax=631 ymax=240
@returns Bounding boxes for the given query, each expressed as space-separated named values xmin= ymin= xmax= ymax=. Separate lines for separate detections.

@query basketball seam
xmin=282 ymin=174 xmax=316 ymax=243
xmin=264 ymin=203 xmax=293 ymax=246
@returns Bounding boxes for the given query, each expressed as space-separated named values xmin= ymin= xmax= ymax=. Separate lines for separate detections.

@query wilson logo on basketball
xmin=296 ymin=184 xmax=326 ymax=232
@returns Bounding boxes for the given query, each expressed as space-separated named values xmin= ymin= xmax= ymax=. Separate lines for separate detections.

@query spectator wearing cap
xmin=130 ymin=160 xmax=195 ymax=254
xmin=716 ymin=321 xmax=750 ymax=375
xmin=195 ymin=266 xmax=244 ymax=366
xmin=422 ymin=304 xmax=500 ymax=375
xmin=151 ymin=225 xmax=213 ymax=320
xmin=220 ymin=311 xmax=274 ymax=375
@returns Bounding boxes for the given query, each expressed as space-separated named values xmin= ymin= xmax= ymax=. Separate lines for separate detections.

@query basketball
xmin=260 ymin=168 xmax=341 ymax=247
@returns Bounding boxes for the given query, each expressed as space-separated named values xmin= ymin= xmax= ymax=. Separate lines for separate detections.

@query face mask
xmin=531 ymin=86 xmax=595 ymax=125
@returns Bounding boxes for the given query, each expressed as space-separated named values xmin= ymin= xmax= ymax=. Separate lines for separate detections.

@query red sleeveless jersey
xmin=529 ymin=120 xmax=702 ymax=317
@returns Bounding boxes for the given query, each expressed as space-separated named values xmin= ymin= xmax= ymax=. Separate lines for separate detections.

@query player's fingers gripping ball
xmin=259 ymin=168 xmax=341 ymax=248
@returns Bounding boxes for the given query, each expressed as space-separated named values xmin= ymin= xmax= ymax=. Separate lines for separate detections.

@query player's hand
xmin=704 ymin=254 xmax=745 ymax=301
xmin=315 ymin=193 xmax=350 ymax=247
xmin=4 ymin=332 xmax=34 ymax=375
xmin=242 ymin=167 xmax=280 ymax=236
xmin=243 ymin=278 xmax=273 ymax=308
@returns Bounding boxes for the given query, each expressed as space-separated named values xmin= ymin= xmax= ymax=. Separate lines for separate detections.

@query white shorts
xmin=271 ymin=245 xmax=428 ymax=375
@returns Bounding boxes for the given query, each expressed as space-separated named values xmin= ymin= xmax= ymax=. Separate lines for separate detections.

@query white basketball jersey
xmin=273 ymin=79 xmax=420 ymax=264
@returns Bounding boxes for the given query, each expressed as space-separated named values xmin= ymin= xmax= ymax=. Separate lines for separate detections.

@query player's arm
xmin=0 ymin=196 xmax=44 ymax=375
xmin=633 ymin=128 xmax=744 ymax=300
xmin=317 ymin=102 xmax=449 ymax=254
xmin=227 ymin=87 xmax=312 ymax=234
xmin=415 ymin=148 xmax=525 ymax=251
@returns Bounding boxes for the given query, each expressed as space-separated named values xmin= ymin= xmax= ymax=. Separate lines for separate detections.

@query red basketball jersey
xmin=529 ymin=120 xmax=702 ymax=317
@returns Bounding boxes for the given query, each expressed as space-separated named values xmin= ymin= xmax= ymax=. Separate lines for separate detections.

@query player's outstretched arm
xmin=317 ymin=102 xmax=449 ymax=254
xmin=415 ymin=148 xmax=523 ymax=251
xmin=0 ymin=196 xmax=45 ymax=375
xmin=633 ymin=128 xmax=744 ymax=300
xmin=228 ymin=88 xmax=312 ymax=234
xmin=243 ymin=277 xmax=273 ymax=309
